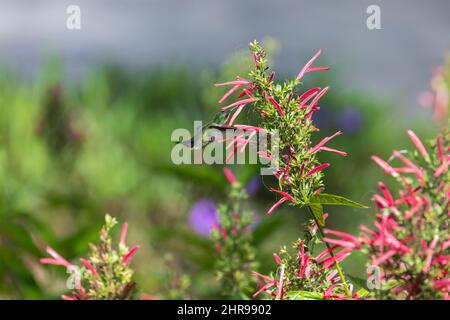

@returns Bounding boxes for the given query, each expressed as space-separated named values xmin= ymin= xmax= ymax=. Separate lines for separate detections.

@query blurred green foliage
xmin=0 ymin=44 xmax=436 ymax=299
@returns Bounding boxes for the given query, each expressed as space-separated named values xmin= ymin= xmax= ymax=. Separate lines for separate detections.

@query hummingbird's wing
xmin=177 ymin=120 xmax=213 ymax=149
xmin=209 ymin=124 xmax=235 ymax=130
xmin=176 ymin=108 xmax=238 ymax=149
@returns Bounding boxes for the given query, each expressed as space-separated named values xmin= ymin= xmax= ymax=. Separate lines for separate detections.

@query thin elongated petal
xmin=233 ymin=124 xmax=265 ymax=132
xmin=219 ymin=84 xmax=240 ymax=103
xmin=305 ymin=163 xmax=330 ymax=177
xmin=407 ymin=130 xmax=430 ymax=160
xmin=393 ymin=151 xmax=423 ymax=179
xmin=228 ymin=104 xmax=245 ymax=125
xmin=371 ymin=156 xmax=399 ymax=177
xmin=42 ymin=246 xmax=72 ymax=269
xmin=214 ymin=80 xmax=250 ymax=87
xmin=378 ymin=182 xmax=394 ymax=206
xmin=324 ymin=229 xmax=359 ymax=242
xmin=372 ymin=250 xmax=396 ymax=266
xmin=437 ymin=136 xmax=444 ymax=162
xmin=267 ymin=197 xmax=288 ymax=215
xmin=266 ymin=95 xmax=285 ymax=116
xmin=257 ymin=151 xmax=273 ymax=161
xmin=424 ymin=236 xmax=439 ymax=274
xmin=269 ymin=188 xmax=295 ymax=202
xmin=310 ymin=131 xmax=342 ymax=154
xmin=319 ymin=146 xmax=347 ymax=156
xmin=80 ymin=258 xmax=98 ymax=277
xmin=307 ymin=86 xmax=329 ymax=110
xmin=296 ymin=49 xmax=328 ymax=81
xmin=121 ymin=245 xmax=140 ymax=265
xmin=223 ymin=168 xmax=237 ymax=185
xmin=120 ymin=223 xmax=128 ymax=246
xmin=221 ymin=98 xmax=256 ymax=111
xmin=434 ymin=161 xmax=448 ymax=177
xmin=299 ymin=87 xmax=321 ymax=101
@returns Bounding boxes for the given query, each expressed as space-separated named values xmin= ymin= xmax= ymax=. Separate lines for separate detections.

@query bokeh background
xmin=0 ymin=0 xmax=448 ymax=299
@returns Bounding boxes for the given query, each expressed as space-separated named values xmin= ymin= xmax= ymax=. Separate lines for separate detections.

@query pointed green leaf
xmin=309 ymin=203 xmax=324 ymax=226
xmin=356 ymin=288 xmax=371 ymax=298
xmin=285 ymin=290 xmax=324 ymax=300
xmin=309 ymin=193 xmax=368 ymax=208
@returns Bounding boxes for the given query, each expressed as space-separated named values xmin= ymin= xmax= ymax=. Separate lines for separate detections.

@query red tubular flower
xmin=253 ymin=52 xmax=259 ymax=66
xmin=228 ymin=104 xmax=245 ymax=125
xmin=299 ymin=87 xmax=321 ymax=102
xmin=221 ymin=97 xmax=256 ymax=111
xmin=273 ymin=253 xmax=283 ymax=265
xmin=423 ymin=235 xmax=439 ymax=274
xmin=266 ymin=189 xmax=297 ymax=215
xmin=121 ymin=245 xmax=140 ymax=265
xmin=119 ymin=222 xmax=128 ymax=246
xmin=218 ymin=84 xmax=240 ymax=104
xmin=309 ymin=131 xmax=343 ymax=155
xmin=392 ymin=150 xmax=424 ymax=180
xmin=304 ymin=163 xmax=330 ymax=177
xmin=296 ymin=49 xmax=329 ymax=81
xmin=257 ymin=151 xmax=274 ymax=162
xmin=264 ymin=94 xmax=285 ymax=116
xmin=223 ymin=168 xmax=237 ymax=185
xmin=233 ymin=124 xmax=265 ymax=133
xmin=378 ymin=182 xmax=394 ymax=206
xmin=214 ymin=80 xmax=251 ymax=87
xmin=267 ymin=198 xmax=288 ymax=215
xmin=252 ymin=271 xmax=278 ymax=298
xmin=434 ymin=160 xmax=449 ymax=177
xmin=307 ymin=86 xmax=329 ymax=111
xmin=318 ymin=146 xmax=348 ymax=157
xmin=276 ymin=264 xmax=286 ymax=300
xmin=80 ymin=258 xmax=98 ymax=277
xmin=407 ymin=130 xmax=430 ymax=160
xmin=270 ymin=188 xmax=295 ymax=202
xmin=437 ymin=136 xmax=444 ymax=162
xmin=371 ymin=155 xmax=399 ymax=177
xmin=40 ymin=246 xmax=72 ymax=269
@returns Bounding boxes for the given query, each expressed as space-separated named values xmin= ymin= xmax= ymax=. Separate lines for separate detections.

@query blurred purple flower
xmin=189 ymin=198 xmax=219 ymax=237
xmin=338 ymin=107 xmax=362 ymax=134
xmin=246 ymin=176 xmax=261 ymax=196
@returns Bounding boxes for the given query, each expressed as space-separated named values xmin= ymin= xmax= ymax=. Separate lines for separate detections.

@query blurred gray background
xmin=0 ymin=0 xmax=449 ymax=107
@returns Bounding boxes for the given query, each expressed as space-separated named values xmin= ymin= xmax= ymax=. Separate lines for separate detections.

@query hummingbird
xmin=177 ymin=107 xmax=238 ymax=149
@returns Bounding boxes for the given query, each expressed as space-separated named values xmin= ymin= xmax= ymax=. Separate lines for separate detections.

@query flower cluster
xmin=212 ymin=168 xmax=257 ymax=299
xmin=210 ymin=41 xmax=367 ymax=298
xmin=40 ymin=214 xmax=139 ymax=300
xmin=324 ymin=130 xmax=450 ymax=299
xmin=214 ymin=41 xmax=350 ymax=216
xmin=252 ymin=221 xmax=363 ymax=300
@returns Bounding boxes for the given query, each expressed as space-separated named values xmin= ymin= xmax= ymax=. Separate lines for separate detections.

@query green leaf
xmin=285 ymin=290 xmax=324 ymax=300
xmin=309 ymin=193 xmax=368 ymax=209
xmin=309 ymin=204 xmax=324 ymax=226
xmin=356 ymin=288 xmax=371 ymax=298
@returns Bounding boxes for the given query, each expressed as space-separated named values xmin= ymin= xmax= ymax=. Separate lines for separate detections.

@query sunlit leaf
xmin=309 ymin=193 xmax=368 ymax=208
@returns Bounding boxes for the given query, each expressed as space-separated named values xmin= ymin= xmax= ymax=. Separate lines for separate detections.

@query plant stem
xmin=306 ymin=206 xmax=351 ymax=296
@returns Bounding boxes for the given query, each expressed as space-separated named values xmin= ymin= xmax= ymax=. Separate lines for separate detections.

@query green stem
xmin=306 ymin=206 xmax=351 ymax=297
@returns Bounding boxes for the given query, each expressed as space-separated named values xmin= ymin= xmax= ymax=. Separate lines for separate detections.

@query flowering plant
xmin=324 ymin=130 xmax=449 ymax=299
xmin=212 ymin=168 xmax=257 ymax=299
xmin=210 ymin=41 xmax=368 ymax=296
xmin=40 ymin=214 xmax=139 ymax=300
xmin=252 ymin=218 xmax=367 ymax=300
